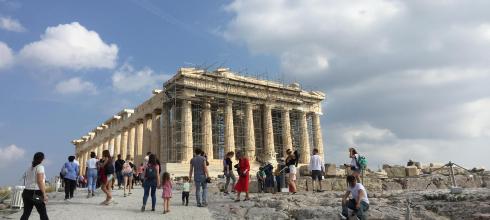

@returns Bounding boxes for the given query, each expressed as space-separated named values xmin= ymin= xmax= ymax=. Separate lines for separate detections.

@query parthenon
xmin=72 ymin=67 xmax=325 ymax=175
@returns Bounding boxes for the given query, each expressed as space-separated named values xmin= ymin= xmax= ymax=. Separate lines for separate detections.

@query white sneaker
xmin=339 ymin=212 xmax=347 ymax=220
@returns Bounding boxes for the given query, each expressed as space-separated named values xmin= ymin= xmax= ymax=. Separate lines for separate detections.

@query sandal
xmin=234 ymin=199 xmax=240 ymax=202
xmin=243 ymin=198 xmax=250 ymax=201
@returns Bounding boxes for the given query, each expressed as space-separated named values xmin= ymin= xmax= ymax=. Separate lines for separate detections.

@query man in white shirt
xmin=309 ymin=148 xmax=325 ymax=192
xmin=340 ymin=175 xmax=370 ymax=220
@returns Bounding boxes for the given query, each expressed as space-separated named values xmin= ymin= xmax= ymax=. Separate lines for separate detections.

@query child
xmin=161 ymin=172 xmax=172 ymax=214
xmin=182 ymin=176 xmax=190 ymax=206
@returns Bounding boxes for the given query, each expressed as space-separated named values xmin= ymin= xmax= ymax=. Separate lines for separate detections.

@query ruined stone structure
xmin=72 ymin=68 xmax=325 ymax=175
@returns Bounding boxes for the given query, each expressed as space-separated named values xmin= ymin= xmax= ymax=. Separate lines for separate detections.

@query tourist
xmin=115 ymin=154 xmax=125 ymax=190
xmin=273 ymin=163 xmax=283 ymax=193
xmin=62 ymin=155 xmax=79 ymax=200
xmin=223 ymin=151 xmax=236 ymax=195
xmin=189 ymin=148 xmax=209 ymax=207
xmin=309 ymin=148 xmax=325 ymax=192
xmin=122 ymin=155 xmax=134 ymax=197
xmin=161 ymin=172 xmax=172 ymax=214
xmin=21 ymin=152 xmax=49 ymax=220
xmin=141 ymin=154 xmax=160 ymax=212
xmin=340 ymin=175 xmax=370 ymax=220
xmin=285 ymin=149 xmax=297 ymax=194
xmin=201 ymin=151 xmax=210 ymax=166
xmin=234 ymin=151 xmax=250 ymax=201
xmin=86 ymin=151 xmax=98 ymax=198
xmin=344 ymin=148 xmax=361 ymax=182
xmin=181 ymin=176 xmax=191 ymax=206
xmin=99 ymin=150 xmax=115 ymax=205
xmin=137 ymin=163 xmax=145 ymax=185
xmin=256 ymin=166 xmax=266 ymax=193
xmin=263 ymin=163 xmax=275 ymax=193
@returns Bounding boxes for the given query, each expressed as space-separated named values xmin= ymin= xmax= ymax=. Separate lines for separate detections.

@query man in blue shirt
xmin=62 ymin=155 xmax=79 ymax=200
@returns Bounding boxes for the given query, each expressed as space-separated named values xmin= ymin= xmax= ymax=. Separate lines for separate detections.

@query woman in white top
xmin=21 ymin=152 xmax=49 ymax=220
xmin=86 ymin=151 xmax=98 ymax=198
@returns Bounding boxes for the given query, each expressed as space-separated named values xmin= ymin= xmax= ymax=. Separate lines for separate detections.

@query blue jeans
xmin=342 ymin=199 xmax=369 ymax=220
xmin=142 ymin=180 xmax=157 ymax=209
xmin=195 ymin=175 xmax=207 ymax=205
xmin=87 ymin=168 xmax=97 ymax=192
xmin=116 ymin=171 xmax=123 ymax=187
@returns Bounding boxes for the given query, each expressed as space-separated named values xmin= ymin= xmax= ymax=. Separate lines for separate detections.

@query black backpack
xmin=105 ymin=162 xmax=115 ymax=175
xmin=145 ymin=164 xmax=157 ymax=180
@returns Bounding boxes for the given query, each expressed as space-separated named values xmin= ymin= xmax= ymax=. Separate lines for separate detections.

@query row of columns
xmin=78 ymin=110 xmax=163 ymax=175
xmin=177 ymin=99 xmax=323 ymax=164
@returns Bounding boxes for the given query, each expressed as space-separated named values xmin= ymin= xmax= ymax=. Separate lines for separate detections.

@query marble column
xmin=244 ymin=103 xmax=255 ymax=160
xmin=151 ymin=109 xmax=162 ymax=158
xmin=312 ymin=113 xmax=324 ymax=157
xmin=263 ymin=104 xmax=276 ymax=163
xmin=121 ymin=128 xmax=128 ymax=158
xmin=201 ymin=101 xmax=213 ymax=160
xmin=103 ymin=139 xmax=109 ymax=151
xmin=98 ymin=143 xmax=103 ymax=158
xmin=161 ymin=105 xmax=170 ymax=163
xmin=299 ymin=110 xmax=310 ymax=164
xmin=182 ymin=100 xmax=193 ymax=162
xmin=136 ymin=119 xmax=144 ymax=164
xmin=115 ymin=133 xmax=121 ymax=157
xmin=224 ymin=100 xmax=235 ymax=154
xmin=143 ymin=114 xmax=152 ymax=155
xmin=109 ymin=136 xmax=115 ymax=156
xmin=281 ymin=108 xmax=293 ymax=157
xmin=128 ymin=124 xmax=136 ymax=160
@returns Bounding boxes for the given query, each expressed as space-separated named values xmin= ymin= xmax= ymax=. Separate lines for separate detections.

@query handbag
xmin=31 ymin=192 xmax=43 ymax=205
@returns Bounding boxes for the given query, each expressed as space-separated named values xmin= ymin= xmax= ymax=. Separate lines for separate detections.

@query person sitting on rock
xmin=340 ymin=175 xmax=370 ymax=220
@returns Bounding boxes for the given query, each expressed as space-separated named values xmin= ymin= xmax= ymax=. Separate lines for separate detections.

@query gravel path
xmin=4 ymin=185 xmax=213 ymax=220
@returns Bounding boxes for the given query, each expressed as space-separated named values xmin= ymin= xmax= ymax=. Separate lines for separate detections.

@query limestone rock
xmin=406 ymin=166 xmax=420 ymax=177
xmin=299 ymin=165 xmax=310 ymax=176
xmin=384 ymin=166 xmax=406 ymax=178
xmin=324 ymin=163 xmax=336 ymax=177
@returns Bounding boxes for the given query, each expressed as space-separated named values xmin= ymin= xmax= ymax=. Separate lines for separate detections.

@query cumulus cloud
xmin=18 ymin=22 xmax=118 ymax=70
xmin=0 ymin=41 xmax=14 ymax=69
xmin=0 ymin=145 xmax=25 ymax=167
xmin=55 ymin=77 xmax=97 ymax=95
xmin=0 ymin=16 xmax=25 ymax=32
xmin=112 ymin=63 xmax=171 ymax=93
xmin=224 ymin=0 xmax=490 ymax=168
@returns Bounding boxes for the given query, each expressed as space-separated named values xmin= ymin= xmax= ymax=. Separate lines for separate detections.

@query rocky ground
xmin=207 ymin=188 xmax=490 ymax=220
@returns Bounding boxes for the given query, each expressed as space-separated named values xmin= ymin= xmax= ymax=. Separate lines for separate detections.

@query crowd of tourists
xmin=20 ymin=146 xmax=369 ymax=219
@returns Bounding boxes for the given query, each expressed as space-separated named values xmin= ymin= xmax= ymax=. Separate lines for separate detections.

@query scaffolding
xmin=161 ymin=67 xmax=313 ymax=164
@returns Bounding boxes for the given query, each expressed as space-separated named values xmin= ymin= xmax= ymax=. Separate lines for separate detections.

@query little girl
xmin=161 ymin=172 xmax=172 ymax=214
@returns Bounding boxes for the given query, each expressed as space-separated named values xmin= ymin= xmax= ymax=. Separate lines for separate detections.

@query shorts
xmin=311 ymin=170 xmax=322 ymax=181
xmin=123 ymin=172 xmax=133 ymax=177
xmin=106 ymin=174 xmax=114 ymax=182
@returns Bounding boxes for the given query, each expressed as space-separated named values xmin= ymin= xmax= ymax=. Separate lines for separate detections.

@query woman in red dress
xmin=234 ymin=151 xmax=250 ymax=201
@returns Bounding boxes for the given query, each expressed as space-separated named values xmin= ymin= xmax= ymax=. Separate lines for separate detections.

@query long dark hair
xmin=32 ymin=152 xmax=44 ymax=167
xmin=102 ymin=150 xmax=112 ymax=162
xmin=148 ymin=154 xmax=156 ymax=165
xmin=162 ymin=172 xmax=170 ymax=183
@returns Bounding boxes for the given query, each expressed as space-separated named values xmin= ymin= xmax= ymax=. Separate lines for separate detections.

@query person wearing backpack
xmin=122 ymin=154 xmax=134 ymax=197
xmin=344 ymin=148 xmax=361 ymax=183
xmin=141 ymin=154 xmax=160 ymax=212
xmin=62 ymin=155 xmax=79 ymax=200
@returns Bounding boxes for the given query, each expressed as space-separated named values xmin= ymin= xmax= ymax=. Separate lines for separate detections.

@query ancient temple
xmin=72 ymin=67 xmax=325 ymax=175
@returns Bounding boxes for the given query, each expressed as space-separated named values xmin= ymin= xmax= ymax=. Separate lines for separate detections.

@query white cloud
xmin=112 ymin=63 xmax=171 ymax=93
xmin=0 ymin=16 xmax=25 ymax=32
xmin=55 ymin=77 xmax=97 ymax=95
xmin=0 ymin=145 xmax=25 ymax=167
xmin=457 ymin=98 xmax=490 ymax=138
xmin=0 ymin=41 xmax=14 ymax=70
xmin=19 ymin=22 xmax=118 ymax=70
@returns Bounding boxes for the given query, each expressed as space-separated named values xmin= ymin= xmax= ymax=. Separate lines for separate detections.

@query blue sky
xmin=1 ymin=0 xmax=490 ymax=186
